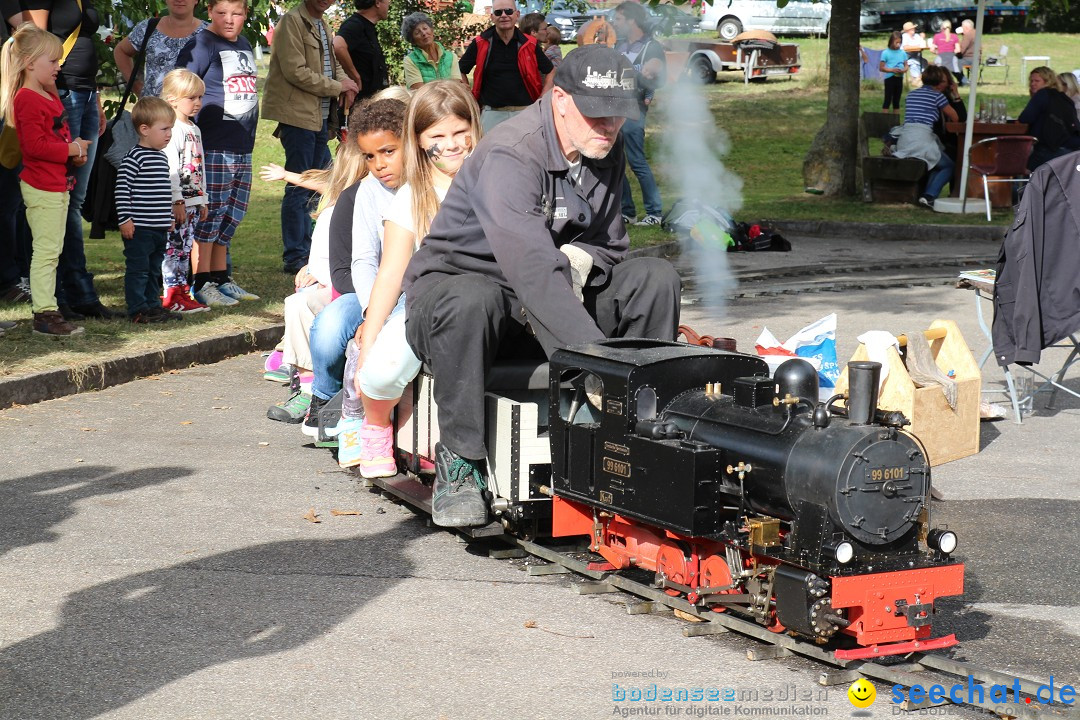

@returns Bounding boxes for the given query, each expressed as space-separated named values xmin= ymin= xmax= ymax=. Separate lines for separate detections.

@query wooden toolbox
xmin=835 ymin=319 xmax=981 ymax=467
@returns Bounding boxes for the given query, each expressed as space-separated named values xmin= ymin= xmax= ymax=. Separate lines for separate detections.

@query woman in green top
xmin=401 ymin=12 xmax=462 ymax=90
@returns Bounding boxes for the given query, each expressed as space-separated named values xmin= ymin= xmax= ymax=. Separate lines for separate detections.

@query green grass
xmin=2 ymin=32 xmax=1078 ymax=379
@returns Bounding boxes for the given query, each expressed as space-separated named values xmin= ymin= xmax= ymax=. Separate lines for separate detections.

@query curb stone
xmin=0 ymin=324 xmax=283 ymax=410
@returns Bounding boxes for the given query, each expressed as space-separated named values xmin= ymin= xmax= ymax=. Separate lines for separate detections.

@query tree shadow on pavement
xmin=0 ymin=465 xmax=193 ymax=559
xmin=0 ymin=535 xmax=411 ymax=719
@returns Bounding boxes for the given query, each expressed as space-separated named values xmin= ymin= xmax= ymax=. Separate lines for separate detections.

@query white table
xmin=1021 ymin=55 xmax=1050 ymax=81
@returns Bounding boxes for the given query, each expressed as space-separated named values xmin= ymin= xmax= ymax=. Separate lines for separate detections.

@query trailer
xmin=666 ymin=33 xmax=802 ymax=85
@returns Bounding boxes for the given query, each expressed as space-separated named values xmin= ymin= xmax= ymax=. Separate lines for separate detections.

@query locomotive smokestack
xmin=846 ymin=361 xmax=881 ymax=425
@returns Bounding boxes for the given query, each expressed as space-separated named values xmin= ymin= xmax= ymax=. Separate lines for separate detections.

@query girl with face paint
xmin=336 ymin=80 xmax=482 ymax=475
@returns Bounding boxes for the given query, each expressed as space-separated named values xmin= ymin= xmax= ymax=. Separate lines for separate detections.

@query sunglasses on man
xmin=492 ymin=8 xmax=515 ymax=16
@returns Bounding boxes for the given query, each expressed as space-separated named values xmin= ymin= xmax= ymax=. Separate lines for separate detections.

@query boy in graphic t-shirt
xmin=176 ymin=0 xmax=261 ymax=307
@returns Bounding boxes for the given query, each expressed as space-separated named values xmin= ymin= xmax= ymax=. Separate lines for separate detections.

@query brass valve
xmin=726 ymin=461 xmax=753 ymax=480
xmin=772 ymin=393 xmax=799 ymax=407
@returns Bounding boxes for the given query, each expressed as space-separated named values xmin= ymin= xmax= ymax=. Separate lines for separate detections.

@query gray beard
xmin=571 ymin=137 xmax=612 ymax=161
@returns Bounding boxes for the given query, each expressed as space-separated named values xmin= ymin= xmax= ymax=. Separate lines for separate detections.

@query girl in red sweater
xmin=0 ymin=24 xmax=93 ymax=336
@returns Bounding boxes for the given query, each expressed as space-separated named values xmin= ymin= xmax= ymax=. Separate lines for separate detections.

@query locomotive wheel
xmin=700 ymin=554 xmax=740 ymax=612
xmin=656 ymin=543 xmax=691 ymax=597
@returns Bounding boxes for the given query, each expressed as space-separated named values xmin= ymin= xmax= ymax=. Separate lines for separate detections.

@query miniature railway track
xmin=370 ymin=469 xmax=1076 ymax=720
xmin=680 ymin=256 xmax=998 ymax=301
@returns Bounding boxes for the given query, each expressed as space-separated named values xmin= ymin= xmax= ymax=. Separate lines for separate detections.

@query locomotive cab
xmin=550 ymin=339 xmax=769 ymax=537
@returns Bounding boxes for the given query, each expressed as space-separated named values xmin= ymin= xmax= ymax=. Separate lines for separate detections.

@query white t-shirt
xmin=902 ymin=31 xmax=926 ymax=50
xmin=308 ymin=204 xmax=333 ymax=287
xmin=382 ymin=182 xmax=449 ymax=248
xmin=165 ymin=118 xmax=207 ymax=207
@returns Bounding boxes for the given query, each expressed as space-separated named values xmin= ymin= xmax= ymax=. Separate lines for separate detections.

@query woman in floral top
xmin=113 ymin=0 xmax=207 ymax=98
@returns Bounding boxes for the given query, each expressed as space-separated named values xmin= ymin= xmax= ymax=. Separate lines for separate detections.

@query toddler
xmin=115 ymin=97 xmax=181 ymax=323
xmin=161 ymin=68 xmax=211 ymax=313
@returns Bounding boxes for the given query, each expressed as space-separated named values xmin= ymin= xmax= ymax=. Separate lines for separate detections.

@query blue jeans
xmin=620 ymin=110 xmax=662 ymax=218
xmin=924 ymin=151 xmax=954 ymax=201
xmin=278 ymin=121 xmax=331 ymax=269
xmin=0 ymin=160 xmax=29 ymax=289
xmin=123 ymin=227 xmax=167 ymax=316
xmin=57 ymin=89 xmax=101 ymax=307
xmin=308 ymin=292 xmax=364 ymax=401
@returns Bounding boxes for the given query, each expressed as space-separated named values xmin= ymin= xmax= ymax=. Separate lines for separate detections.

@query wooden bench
xmin=859 ymin=112 xmax=927 ymax=204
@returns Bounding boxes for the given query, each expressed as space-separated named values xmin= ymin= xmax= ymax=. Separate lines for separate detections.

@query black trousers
xmin=883 ymin=75 xmax=903 ymax=110
xmin=406 ymin=257 xmax=682 ymax=459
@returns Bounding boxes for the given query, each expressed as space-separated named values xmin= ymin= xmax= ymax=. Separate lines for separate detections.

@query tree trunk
xmin=802 ymin=0 xmax=862 ymax=196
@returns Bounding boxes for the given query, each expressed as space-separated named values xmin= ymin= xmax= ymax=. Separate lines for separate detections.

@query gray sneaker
xmin=194 ymin=282 xmax=239 ymax=307
xmin=431 ymin=442 xmax=488 ymax=527
xmin=218 ymin=281 xmax=260 ymax=301
xmin=267 ymin=390 xmax=310 ymax=423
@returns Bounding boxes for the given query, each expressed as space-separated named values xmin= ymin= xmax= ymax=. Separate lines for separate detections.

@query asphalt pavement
xmin=1 ymin=231 xmax=1077 ymax=720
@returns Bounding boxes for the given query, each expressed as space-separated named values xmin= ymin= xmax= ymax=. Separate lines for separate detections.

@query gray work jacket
xmin=403 ymin=93 xmax=629 ymax=356
xmin=993 ymin=150 xmax=1080 ymax=366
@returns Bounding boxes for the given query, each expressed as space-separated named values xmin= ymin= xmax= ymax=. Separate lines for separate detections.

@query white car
xmin=700 ymin=0 xmax=881 ymax=40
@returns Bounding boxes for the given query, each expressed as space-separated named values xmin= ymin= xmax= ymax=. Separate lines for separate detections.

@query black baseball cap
xmin=554 ymin=45 xmax=640 ymax=121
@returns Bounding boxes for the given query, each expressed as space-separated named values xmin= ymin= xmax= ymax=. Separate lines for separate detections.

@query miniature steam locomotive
xmin=392 ymin=339 xmax=964 ymax=660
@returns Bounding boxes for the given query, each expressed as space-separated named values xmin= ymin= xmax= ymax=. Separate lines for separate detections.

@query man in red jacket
xmin=459 ymin=0 xmax=555 ymax=133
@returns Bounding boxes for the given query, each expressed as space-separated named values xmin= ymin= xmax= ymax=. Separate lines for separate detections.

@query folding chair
xmin=980 ymin=45 xmax=1010 ymax=84
xmin=965 ymin=135 xmax=1036 ymax=221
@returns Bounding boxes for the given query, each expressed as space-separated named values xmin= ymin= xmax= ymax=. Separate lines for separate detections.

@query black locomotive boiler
xmin=543 ymin=339 xmax=963 ymax=659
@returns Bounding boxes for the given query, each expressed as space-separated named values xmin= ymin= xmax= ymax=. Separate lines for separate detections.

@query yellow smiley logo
xmin=848 ymin=678 xmax=876 ymax=708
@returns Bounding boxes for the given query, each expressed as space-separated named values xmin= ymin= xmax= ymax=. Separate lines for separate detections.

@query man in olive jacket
xmin=263 ymin=0 xmax=359 ymax=273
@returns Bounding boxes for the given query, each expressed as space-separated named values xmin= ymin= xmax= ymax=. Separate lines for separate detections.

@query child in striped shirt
xmin=116 ymin=97 xmax=182 ymax=324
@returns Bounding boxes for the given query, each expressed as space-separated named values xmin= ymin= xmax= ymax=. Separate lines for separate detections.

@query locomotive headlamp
xmin=825 ymin=540 xmax=855 ymax=564
xmin=927 ymin=529 xmax=958 ymax=554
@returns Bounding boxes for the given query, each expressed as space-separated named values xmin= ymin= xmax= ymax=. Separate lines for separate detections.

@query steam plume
xmin=657 ymin=79 xmax=744 ymax=314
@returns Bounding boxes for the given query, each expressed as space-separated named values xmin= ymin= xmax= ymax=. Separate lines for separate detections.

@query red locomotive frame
xmin=552 ymin=496 xmax=964 ymax=660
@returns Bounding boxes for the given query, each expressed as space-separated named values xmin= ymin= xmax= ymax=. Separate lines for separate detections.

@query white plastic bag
xmin=754 ymin=313 xmax=840 ymax=398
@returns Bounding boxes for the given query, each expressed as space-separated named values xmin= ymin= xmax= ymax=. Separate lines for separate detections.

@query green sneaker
xmin=267 ymin=390 xmax=310 ymax=424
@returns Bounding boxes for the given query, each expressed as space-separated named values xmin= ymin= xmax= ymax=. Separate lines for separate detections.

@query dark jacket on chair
xmin=993 ymin=149 xmax=1080 ymax=366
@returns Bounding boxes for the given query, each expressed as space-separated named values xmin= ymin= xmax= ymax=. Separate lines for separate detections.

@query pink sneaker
xmin=264 ymin=349 xmax=284 ymax=374
xmin=357 ymin=423 xmax=397 ymax=479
